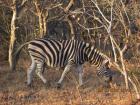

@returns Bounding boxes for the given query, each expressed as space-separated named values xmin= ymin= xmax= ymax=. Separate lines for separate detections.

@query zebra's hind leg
xmin=36 ymin=62 xmax=47 ymax=84
xmin=76 ymin=65 xmax=83 ymax=87
xmin=27 ymin=58 xmax=36 ymax=86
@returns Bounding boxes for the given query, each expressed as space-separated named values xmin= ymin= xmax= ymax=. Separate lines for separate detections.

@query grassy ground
xmin=0 ymin=59 xmax=140 ymax=105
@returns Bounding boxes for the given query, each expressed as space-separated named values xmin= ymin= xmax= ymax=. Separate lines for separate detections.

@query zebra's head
xmin=97 ymin=59 xmax=113 ymax=83
xmin=96 ymin=58 xmax=113 ymax=88
xmin=85 ymin=43 xmax=113 ymax=85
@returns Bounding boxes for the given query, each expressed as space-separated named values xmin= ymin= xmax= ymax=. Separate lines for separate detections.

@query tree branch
xmin=64 ymin=0 xmax=74 ymax=12
xmin=91 ymin=0 xmax=110 ymax=24
xmin=17 ymin=0 xmax=28 ymax=18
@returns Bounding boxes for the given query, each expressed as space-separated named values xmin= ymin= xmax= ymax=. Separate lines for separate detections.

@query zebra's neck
xmin=85 ymin=44 xmax=109 ymax=69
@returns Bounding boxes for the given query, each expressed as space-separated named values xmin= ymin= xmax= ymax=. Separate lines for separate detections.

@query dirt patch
xmin=0 ymin=62 xmax=139 ymax=105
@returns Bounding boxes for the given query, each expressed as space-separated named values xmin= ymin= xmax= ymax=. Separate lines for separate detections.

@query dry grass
xmin=0 ymin=60 xmax=140 ymax=105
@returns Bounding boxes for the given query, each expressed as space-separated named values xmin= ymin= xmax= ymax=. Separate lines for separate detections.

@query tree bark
xmin=38 ymin=14 xmax=44 ymax=37
xmin=64 ymin=0 xmax=75 ymax=39
xmin=64 ymin=0 xmax=74 ymax=12
xmin=67 ymin=18 xmax=75 ymax=39
xmin=34 ymin=0 xmax=48 ymax=37
xmin=43 ymin=15 xmax=47 ymax=36
xmin=9 ymin=0 xmax=17 ymax=71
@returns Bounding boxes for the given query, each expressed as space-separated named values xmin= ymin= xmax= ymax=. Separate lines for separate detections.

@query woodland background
xmin=0 ymin=0 xmax=140 ymax=105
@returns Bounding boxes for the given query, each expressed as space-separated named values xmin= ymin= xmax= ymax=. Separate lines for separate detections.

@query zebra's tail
xmin=12 ymin=41 xmax=31 ymax=71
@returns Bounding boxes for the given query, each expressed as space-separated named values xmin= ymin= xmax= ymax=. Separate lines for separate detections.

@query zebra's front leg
xmin=57 ymin=64 xmax=72 ymax=88
xmin=97 ymin=66 xmax=113 ymax=88
xmin=27 ymin=61 xmax=36 ymax=86
xmin=36 ymin=63 xmax=47 ymax=84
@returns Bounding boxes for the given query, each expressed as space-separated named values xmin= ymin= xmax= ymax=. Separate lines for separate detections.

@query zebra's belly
xmin=45 ymin=59 xmax=67 ymax=68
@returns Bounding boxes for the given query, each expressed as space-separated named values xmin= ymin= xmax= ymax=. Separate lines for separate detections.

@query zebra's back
xmin=28 ymin=39 xmax=63 ymax=67
xmin=27 ymin=39 xmax=86 ymax=67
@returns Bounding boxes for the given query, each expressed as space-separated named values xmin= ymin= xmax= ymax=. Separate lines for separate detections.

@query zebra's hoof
xmin=56 ymin=83 xmax=62 ymax=89
xmin=45 ymin=80 xmax=51 ymax=89
xmin=103 ymin=82 xmax=111 ymax=88
xmin=24 ymin=81 xmax=33 ymax=88
xmin=27 ymin=83 xmax=33 ymax=88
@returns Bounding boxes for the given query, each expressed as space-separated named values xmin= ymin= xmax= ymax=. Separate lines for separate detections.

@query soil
xmin=0 ymin=60 xmax=139 ymax=105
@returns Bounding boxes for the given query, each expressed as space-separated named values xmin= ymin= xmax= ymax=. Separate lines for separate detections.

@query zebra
xmin=12 ymin=39 xmax=113 ymax=88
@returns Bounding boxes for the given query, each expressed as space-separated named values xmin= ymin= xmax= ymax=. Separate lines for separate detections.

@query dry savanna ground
xmin=0 ymin=59 xmax=140 ymax=105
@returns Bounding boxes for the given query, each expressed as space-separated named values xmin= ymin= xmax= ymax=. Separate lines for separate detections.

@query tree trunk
xmin=9 ymin=1 xmax=17 ymax=71
xmin=120 ymin=51 xmax=129 ymax=89
xmin=109 ymin=35 xmax=117 ymax=62
xmin=34 ymin=0 xmax=47 ymax=38
xmin=38 ymin=14 xmax=48 ymax=37
xmin=67 ymin=18 xmax=75 ymax=39
xmin=43 ymin=16 xmax=47 ymax=36
xmin=42 ymin=11 xmax=48 ymax=37
xmin=38 ymin=14 xmax=44 ymax=37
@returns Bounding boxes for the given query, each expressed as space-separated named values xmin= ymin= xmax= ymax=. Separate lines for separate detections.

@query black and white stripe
xmin=14 ymin=39 xmax=113 ymax=87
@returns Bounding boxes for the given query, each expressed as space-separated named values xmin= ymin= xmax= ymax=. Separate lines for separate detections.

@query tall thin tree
xmin=9 ymin=0 xmax=17 ymax=71
xmin=9 ymin=0 xmax=27 ymax=71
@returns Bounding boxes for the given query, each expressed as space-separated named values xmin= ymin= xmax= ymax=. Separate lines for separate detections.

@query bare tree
xmin=9 ymin=0 xmax=17 ymax=71
xmin=90 ymin=0 xmax=140 ymax=99
xmin=9 ymin=0 xmax=27 ymax=71
xmin=33 ymin=0 xmax=48 ymax=37
xmin=70 ymin=0 xmax=140 ymax=99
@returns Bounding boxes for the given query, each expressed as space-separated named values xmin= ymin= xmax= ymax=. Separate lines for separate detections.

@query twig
xmin=91 ymin=0 xmax=110 ymax=24
xmin=66 ymin=17 xmax=75 ymax=39
xmin=120 ymin=0 xmax=130 ymax=24
xmin=64 ymin=0 xmax=74 ymax=12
